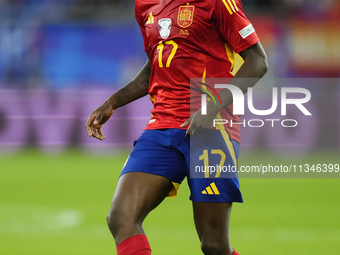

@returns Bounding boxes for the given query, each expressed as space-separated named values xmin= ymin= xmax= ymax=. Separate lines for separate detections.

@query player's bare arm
xmin=182 ymin=42 xmax=268 ymax=137
xmin=85 ymin=54 xmax=151 ymax=140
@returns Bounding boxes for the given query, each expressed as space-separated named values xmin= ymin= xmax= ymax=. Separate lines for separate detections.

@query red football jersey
xmin=135 ymin=0 xmax=259 ymax=143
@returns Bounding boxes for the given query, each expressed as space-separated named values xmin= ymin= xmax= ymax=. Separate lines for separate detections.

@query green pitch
xmin=1 ymin=149 xmax=339 ymax=255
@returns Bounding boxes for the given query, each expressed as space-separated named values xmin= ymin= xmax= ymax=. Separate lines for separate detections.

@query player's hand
xmin=85 ymin=102 xmax=114 ymax=141
xmin=180 ymin=109 xmax=216 ymax=138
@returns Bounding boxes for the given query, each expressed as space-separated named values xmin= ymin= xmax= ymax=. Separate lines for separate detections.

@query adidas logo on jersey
xmin=146 ymin=12 xmax=154 ymax=24
xmin=202 ymin=182 xmax=220 ymax=195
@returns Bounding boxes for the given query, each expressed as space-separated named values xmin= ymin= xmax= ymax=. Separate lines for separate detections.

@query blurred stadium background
xmin=0 ymin=0 xmax=340 ymax=254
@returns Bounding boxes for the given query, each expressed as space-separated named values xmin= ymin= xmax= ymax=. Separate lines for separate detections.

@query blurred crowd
xmin=0 ymin=0 xmax=338 ymax=26
xmin=0 ymin=0 xmax=134 ymax=87
xmin=244 ymin=0 xmax=339 ymax=17
xmin=0 ymin=0 xmax=338 ymax=15
xmin=0 ymin=0 xmax=339 ymax=88
xmin=0 ymin=0 xmax=338 ymax=23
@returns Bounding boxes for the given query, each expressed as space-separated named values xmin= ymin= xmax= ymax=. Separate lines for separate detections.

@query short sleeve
xmin=214 ymin=0 xmax=259 ymax=53
xmin=135 ymin=1 xmax=151 ymax=54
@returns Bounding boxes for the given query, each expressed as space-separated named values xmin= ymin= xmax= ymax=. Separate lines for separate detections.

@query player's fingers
xmin=94 ymin=129 xmax=101 ymax=140
xmin=86 ymin=125 xmax=92 ymax=137
xmin=97 ymin=128 xmax=105 ymax=140
xmin=185 ymin=126 xmax=191 ymax=138
xmin=90 ymin=128 xmax=102 ymax=140
xmin=180 ymin=117 xmax=191 ymax=128
xmin=85 ymin=114 xmax=97 ymax=137
xmin=87 ymin=123 xmax=104 ymax=141
xmin=89 ymin=126 xmax=98 ymax=138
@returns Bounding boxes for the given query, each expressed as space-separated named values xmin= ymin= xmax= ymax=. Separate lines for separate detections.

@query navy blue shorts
xmin=120 ymin=129 xmax=243 ymax=203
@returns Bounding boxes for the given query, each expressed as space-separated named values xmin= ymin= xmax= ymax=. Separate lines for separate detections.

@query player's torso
xmin=136 ymin=0 xmax=235 ymax=129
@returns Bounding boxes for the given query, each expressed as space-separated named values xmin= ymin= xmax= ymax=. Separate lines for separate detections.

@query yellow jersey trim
xmin=225 ymin=43 xmax=235 ymax=75
xmin=221 ymin=0 xmax=239 ymax=15
xmin=168 ymin=182 xmax=180 ymax=198
xmin=214 ymin=112 xmax=238 ymax=170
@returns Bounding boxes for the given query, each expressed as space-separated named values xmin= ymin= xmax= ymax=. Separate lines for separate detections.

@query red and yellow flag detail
xmin=177 ymin=5 xmax=195 ymax=28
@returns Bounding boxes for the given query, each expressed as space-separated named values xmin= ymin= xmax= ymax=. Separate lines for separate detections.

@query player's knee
xmin=106 ymin=209 xmax=125 ymax=235
xmin=201 ymin=240 xmax=233 ymax=255
xmin=106 ymin=207 xmax=139 ymax=236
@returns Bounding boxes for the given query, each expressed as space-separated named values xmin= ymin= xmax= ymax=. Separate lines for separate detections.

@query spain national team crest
xmin=177 ymin=5 xmax=195 ymax=28
xmin=158 ymin=18 xmax=172 ymax=39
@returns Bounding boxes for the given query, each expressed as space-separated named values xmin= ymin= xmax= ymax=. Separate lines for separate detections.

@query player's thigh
xmin=108 ymin=129 xmax=186 ymax=234
xmin=109 ymin=172 xmax=174 ymax=224
xmin=193 ymin=202 xmax=232 ymax=240
xmin=115 ymin=130 xmax=187 ymax=208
